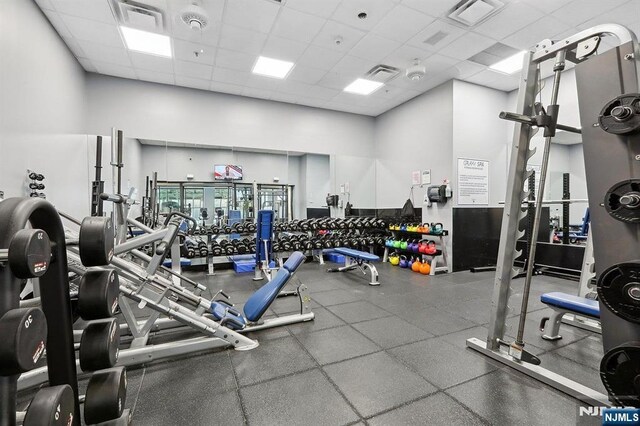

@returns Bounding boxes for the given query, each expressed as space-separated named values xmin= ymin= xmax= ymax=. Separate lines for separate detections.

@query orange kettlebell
xmin=411 ymin=257 xmax=422 ymax=272
xmin=419 ymin=261 xmax=431 ymax=275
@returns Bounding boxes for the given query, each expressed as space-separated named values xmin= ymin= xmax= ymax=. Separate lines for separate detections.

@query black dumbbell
xmin=245 ymin=222 xmax=256 ymax=233
xmin=0 ymin=229 xmax=51 ymax=279
xmin=211 ymin=243 xmax=223 ymax=256
xmin=28 ymin=172 xmax=45 ymax=181
xmin=272 ymin=242 xmax=280 ymax=252
xmin=84 ymin=367 xmax=127 ymax=425
xmin=23 ymin=384 xmax=75 ymax=426
xmin=0 ymin=307 xmax=47 ymax=376
xmin=79 ymin=318 xmax=120 ymax=372
xmin=78 ymin=269 xmax=119 ymax=320
xmin=79 ymin=217 xmax=114 ymax=267
xmin=28 ymin=183 xmax=45 ymax=190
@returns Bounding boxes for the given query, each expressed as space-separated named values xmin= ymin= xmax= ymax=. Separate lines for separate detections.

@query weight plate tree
xmin=0 ymin=198 xmax=81 ymax=426
xmin=576 ymin=43 xmax=640 ymax=406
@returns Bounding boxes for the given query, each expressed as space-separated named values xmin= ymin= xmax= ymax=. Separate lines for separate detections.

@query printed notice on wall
xmin=457 ymin=158 xmax=489 ymax=205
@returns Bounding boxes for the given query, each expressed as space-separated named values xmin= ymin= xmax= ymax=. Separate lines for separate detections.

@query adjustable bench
xmin=539 ymin=292 xmax=600 ymax=340
xmin=209 ymin=251 xmax=314 ymax=330
xmin=327 ymin=247 xmax=380 ymax=286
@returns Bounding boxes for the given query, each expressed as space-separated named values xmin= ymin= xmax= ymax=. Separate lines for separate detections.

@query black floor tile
xmin=368 ymin=392 xmax=485 ymax=425
xmin=327 ymin=300 xmax=394 ymax=323
xmin=311 ymin=289 xmax=369 ymax=307
xmin=437 ymin=326 xmax=490 ymax=350
xmin=446 ymin=369 xmax=601 ymax=426
xmin=390 ymin=338 xmax=500 ymax=389
xmin=353 ymin=316 xmax=433 ymax=349
xmin=386 ymin=304 xmax=478 ymax=336
xmin=297 ymin=325 xmax=380 ymax=365
xmin=537 ymin=350 xmax=606 ymax=393
xmin=286 ymin=306 xmax=346 ymax=335
xmin=550 ymin=334 xmax=603 ymax=371
xmin=240 ymin=369 xmax=359 ymax=426
xmin=324 ymin=352 xmax=437 ymax=418
xmin=230 ymin=336 xmax=315 ymax=386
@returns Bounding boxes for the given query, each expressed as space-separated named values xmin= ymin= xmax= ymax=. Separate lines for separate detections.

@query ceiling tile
xmin=452 ymin=60 xmax=485 ymax=79
xmin=406 ymin=19 xmax=466 ymax=52
xmin=76 ymin=57 xmax=97 ymax=72
xmin=175 ymin=60 xmax=213 ymax=80
xmin=578 ymin=1 xmax=640 ymax=30
xmin=270 ymin=92 xmax=299 ymax=104
xmin=550 ymin=0 xmax=628 ymax=27
xmin=262 ymin=35 xmax=308 ymax=61
xmin=465 ymin=69 xmax=505 ymax=87
xmin=422 ymin=53 xmax=459 ymax=74
xmin=401 ymin=0 xmax=459 ymax=18
xmin=371 ymin=5 xmax=435 ymax=43
xmin=305 ymin=86 xmax=341 ymax=101
xmin=518 ymin=0 xmax=573 ymax=14
xmin=77 ymin=40 xmax=131 ymax=66
xmin=284 ymin=0 xmax=342 ymax=19
xmin=349 ymin=33 xmax=402 ymax=63
xmin=317 ymin=71 xmax=356 ymax=91
xmin=440 ymin=31 xmax=496 ymax=61
xmin=213 ymin=66 xmax=251 ymax=86
xmin=504 ymin=16 xmax=571 ymax=50
xmin=271 ymin=7 xmax=326 ymax=44
xmin=52 ymin=0 xmax=115 ymax=24
xmin=331 ymin=0 xmax=397 ymax=32
xmin=35 ymin=0 xmax=55 ymax=10
xmin=214 ymin=48 xmax=256 ymax=72
xmin=172 ymin=24 xmax=219 ymax=48
xmin=474 ymin=2 xmax=545 ymax=40
xmin=209 ymin=81 xmax=244 ymax=95
xmin=331 ymin=55 xmax=378 ymax=75
xmin=136 ymin=69 xmax=175 ymax=85
xmin=242 ymin=87 xmax=273 ymax=100
xmin=59 ymin=13 xmax=123 ymax=47
xmin=288 ymin=66 xmax=328 ymax=85
xmin=218 ymin=24 xmax=267 ymax=55
xmin=223 ymin=0 xmax=280 ymax=34
xmin=382 ymin=44 xmax=433 ymax=69
xmin=129 ymin=51 xmax=174 ymax=73
xmin=174 ymin=39 xmax=216 ymax=65
xmin=93 ymin=61 xmax=136 ymax=79
xmin=175 ymin=75 xmax=211 ymax=90
xmin=311 ymin=20 xmax=367 ymax=52
xmin=245 ymin=74 xmax=286 ymax=91
xmin=297 ymin=44 xmax=346 ymax=70
xmin=42 ymin=10 xmax=73 ymax=38
xmin=62 ymin=37 xmax=86 ymax=58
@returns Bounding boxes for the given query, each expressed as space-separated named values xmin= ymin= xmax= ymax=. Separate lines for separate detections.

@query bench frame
xmin=540 ymin=305 xmax=599 ymax=340
xmin=330 ymin=249 xmax=380 ymax=286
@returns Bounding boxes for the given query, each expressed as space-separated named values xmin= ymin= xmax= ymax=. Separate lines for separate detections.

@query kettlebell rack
xmin=382 ymin=227 xmax=451 ymax=275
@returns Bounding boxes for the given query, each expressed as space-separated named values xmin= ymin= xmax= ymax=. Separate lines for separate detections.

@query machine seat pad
xmin=334 ymin=247 xmax=380 ymax=262
xmin=283 ymin=251 xmax=306 ymax=272
xmin=540 ymin=292 xmax=600 ymax=318
xmin=209 ymin=301 xmax=247 ymax=330
xmin=243 ymin=268 xmax=291 ymax=322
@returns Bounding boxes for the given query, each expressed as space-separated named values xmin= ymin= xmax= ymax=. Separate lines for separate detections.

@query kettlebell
xmin=389 ymin=253 xmax=400 ymax=266
xmin=425 ymin=240 xmax=437 ymax=255
xmin=419 ymin=261 xmax=431 ymax=275
xmin=400 ymin=223 xmax=407 ymax=232
xmin=407 ymin=224 xmax=416 ymax=232
xmin=385 ymin=238 xmax=394 ymax=248
xmin=418 ymin=239 xmax=429 ymax=254
xmin=412 ymin=257 xmax=422 ymax=272
xmin=420 ymin=223 xmax=430 ymax=234
xmin=431 ymin=223 xmax=443 ymax=235
xmin=408 ymin=257 xmax=414 ymax=269
xmin=399 ymin=255 xmax=408 ymax=268
xmin=408 ymin=240 xmax=419 ymax=252
xmin=400 ymin=239 xmax=408 ymax=250
xmin=393 ymin=239 xmax=402 ymax=249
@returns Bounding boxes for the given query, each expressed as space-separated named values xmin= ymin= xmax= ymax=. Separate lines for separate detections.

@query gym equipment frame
xmin=467 ymin=23 xmax=640 ymax=407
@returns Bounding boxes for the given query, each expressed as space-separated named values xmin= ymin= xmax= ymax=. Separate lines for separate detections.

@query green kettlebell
xmin=400 ymin=240 xmax=408 ymax=250
xmin=393 ymin=239 xmax=401 ymax=249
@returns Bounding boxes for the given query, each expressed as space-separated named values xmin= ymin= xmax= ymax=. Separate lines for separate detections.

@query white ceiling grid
xmin=34 ymin=0 xmax=640 ymax=116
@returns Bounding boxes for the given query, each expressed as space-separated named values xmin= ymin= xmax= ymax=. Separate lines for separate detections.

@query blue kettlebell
xmin=399 ymin=255 xmax=408 ymax=268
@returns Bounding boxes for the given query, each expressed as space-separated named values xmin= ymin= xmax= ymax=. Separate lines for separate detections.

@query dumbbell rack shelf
xmin=382 ymin=230 xmax=451 ymax=275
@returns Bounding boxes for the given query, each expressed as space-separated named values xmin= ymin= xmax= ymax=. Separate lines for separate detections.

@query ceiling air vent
xmin=110 ymin=0 xmax=165 ymax=32
xmin=365 ymin=65 xmax=400 ymax=83
xmin=447 ymin=0 xmax=503 ymax=27
xmin=424 ymin=31 xmax=449 ymax=46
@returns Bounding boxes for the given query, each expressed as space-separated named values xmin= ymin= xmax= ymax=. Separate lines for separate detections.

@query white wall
xmin=332 ymin=155 xmax=376 ymax=211
xmin=303 ymin=154 xmax=330 ymax=212
xmin=0 ymin=0 xmax=87 ymax=217
xmin=86 ymin=74 xmax=375 ymax=157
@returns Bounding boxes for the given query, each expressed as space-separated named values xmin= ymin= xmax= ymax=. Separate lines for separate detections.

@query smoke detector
xmin=180 ymin=3 xmax=209 ymax=30
xmin=406 ymin=59 xmax=426 ymax=81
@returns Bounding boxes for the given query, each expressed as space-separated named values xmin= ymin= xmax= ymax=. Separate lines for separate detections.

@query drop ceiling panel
xmin=288 ymin=66 xmax=328 ymax=85
xmin=213 ymin=66 xmax=251 ymax=86
xmin=35 ymin=0 xmax=55 ymax=10
xmin=441 ymin=31 xmax=496 ymax=61
xmin=371 ymin=5 xmax=435 ymax=44
xmin=382 ymin=44 xmax=433 ymax=69
xmin=270 ymin=7 xmax=326 ymax=44
xmin=504 ymin=16 xmax=571 ymax=50
xmin=214 ymin=48 xmax=255 ymax=71
xmin=218 ymin=24 xmax=267 ymax=55
xmin=473 ymin=2 xmax=545 ymax=40
xmin=552 ymin=0 xmax=629 ymax=27
xmin=222 ymin=0 xmax=280 ymax=34
xmin=42 ymin=10 xmax=73 ymax=38
xmin=173 ymin=39 xmax=216 ymax=65
xmin=53 ymin=0 xmax=115 ymax=24
xmin=284 ymin=0 xmax=342 ymax=19
xmin=209 ymin=81 xmax=244 ymax=95
xmin=175 ymin=75 xmax=212 ymax=91
xmin=519 ymin=0 xmax=573 ymax=14
xmin=62 ymin=37 xmax=86 ymax=58
xmin=452 ymin=60 xmax=485 ymax=79
xmin=59 ymin=13 xmax=123 ymax=47
xmin=174 ymin=60 xmax=213 ymax=80
xmin=262 ymin=35 xmax=308 ymax=61
xmin=406 ymin=19 xmax=466 ymax=52
xmin=331 ymin=0 xmax=398 ymax=32
xmin=136 ymin=69 xmax=175 ymax=85
xmin=129 ymin=52 xmax=174 ymax=73
xmin=93 ymin=61 xmax=136 ymax=79
xmin=77 ymin=39 xmax=131 ymax=66
xmin=401 ymin=0 xmax=460 ymax=18
xmin=296 ymin=45 xmax=346 ymax=71
xmin=311 ymin=20 xmax=366 ymax=52
xmin=349 ymin=33 xmax=403 ymax=63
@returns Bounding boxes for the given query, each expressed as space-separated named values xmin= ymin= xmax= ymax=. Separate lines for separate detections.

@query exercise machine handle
xmin=155 ymin=222 xmax=179 ymax=256
xmin=162 ymin=211 xmax=197 ymax=232
xmin=100 ymin=193 xmax=124 ymax=204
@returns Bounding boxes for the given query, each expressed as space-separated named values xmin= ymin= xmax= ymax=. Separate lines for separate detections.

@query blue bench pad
xmin=243 ymin=268 xmax=291 ymax=322
xmin=540 ymin=292 xmax=600 ymax=318
xmin=333 ymin=247 xmax=380 ymax=262
xmin=283 ymin=251 xmax=306 ymax=272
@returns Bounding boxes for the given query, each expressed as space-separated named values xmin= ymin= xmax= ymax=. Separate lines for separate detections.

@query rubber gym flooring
xmin=26 ymin=262 xmax=605 ymax=425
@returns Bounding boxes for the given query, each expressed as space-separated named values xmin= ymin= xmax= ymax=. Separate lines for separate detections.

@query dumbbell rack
xmin=382 ymin=229 xmax=451 ymax=275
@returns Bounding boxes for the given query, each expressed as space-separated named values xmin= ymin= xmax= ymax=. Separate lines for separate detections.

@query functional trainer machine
xmin=467 ymin=23 xmax=640 ymax=407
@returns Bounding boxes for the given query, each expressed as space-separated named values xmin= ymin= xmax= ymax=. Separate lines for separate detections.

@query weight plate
xmin=78 ymin=270 xmax=119 ymax=320
xmin=24 ymin=384 xmax=75 ymax=426
xmin=599 ymin=93 xmax=640 ymax=135
xmin=80 ymin=318 xmax=120 ymax=372
xmin=600 ymin=343 xmax=640 ymax=407
xmin=0 ymin=307 xmax=47 ymax=375
xmin=8 ymin=229 xmax=50 ymax=279
xmin=79 ymin=217 xmax=114 ymax=267
xmin=598 ymin=262 xmax=640 ymax=323
xmin=84 ymin=367 xmax=127 ymax=425
xmin=605 ymin=180 xmax=640 ymax=223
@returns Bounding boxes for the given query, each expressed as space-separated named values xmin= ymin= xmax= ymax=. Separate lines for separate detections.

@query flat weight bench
xmin=327 ymin=247 xmax=380 ymax=286
xmin=539 ymin=292 xmax=600 ymax=340
xmin=209 ymin=251 xmax=314 ymax=330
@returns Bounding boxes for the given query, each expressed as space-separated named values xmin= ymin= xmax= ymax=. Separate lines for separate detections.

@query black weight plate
xmin=24 ymin=384 xmax=75 ymax=426
xmin=79 ymin=217 xmax=114 ymax=267
xmin=0 ymin=307 xmax=47 ymax=375
xmin=92 ymin=409 xmax=131 ymax=426
xmin=599 ymin=93 xmax=640 ymax=135
xmin=598 ymin=262 xmax=640 ymax=323
xmin=79 ymin=318 xmax=120 ymax=372
xmin=78 ymin=270 xmax=119 ymax=320
xmin=8 ymin=229 xmax=50 ymax=279
xmin=600 ymin=343 xmax=640 ymax=407
xmin=605 ymin=180 xmax=640 ymax=223
xmin=84 ymin=367 xmax=127 ymax=425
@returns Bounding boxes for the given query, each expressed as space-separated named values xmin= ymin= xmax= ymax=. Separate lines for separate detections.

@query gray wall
xmin=303 ymin=154 xmax=330 ymax=212
xmin=86 ymin=74 xmax=376 ymax=157
xmin=0 ymin=0 xmax=87 ymax=217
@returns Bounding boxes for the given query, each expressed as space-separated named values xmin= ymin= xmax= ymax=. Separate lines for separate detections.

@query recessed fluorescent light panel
xmin=121 ymin=26 xmax=172 ymax=57
xmin=489 ymin=50 xmax=527 ymax=74
xmin=252 ymin=56 xmax=295 ymax=79
xmin=344 ymin=78 xmax=384 ymax=95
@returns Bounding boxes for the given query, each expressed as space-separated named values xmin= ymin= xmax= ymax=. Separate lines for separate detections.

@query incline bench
xmin=539 ymin=292 xmax=600 ymax=340
xmin=327 ymin=247 xmax=380 ymax=286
